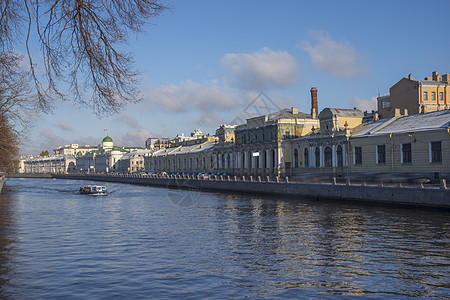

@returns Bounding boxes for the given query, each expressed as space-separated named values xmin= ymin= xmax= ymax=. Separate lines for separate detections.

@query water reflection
xmin=215 ymin=195 xmax=450 ymax=298
xmin=0 ymin=189 xmax=17 ymax=298
xmin=0 ymin=179 xmax=449 ymax=299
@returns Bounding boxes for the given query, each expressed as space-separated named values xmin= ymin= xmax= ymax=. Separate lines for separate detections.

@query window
xmin=304 ymin=148 xmax=309 ymax=168
xmin=337 ymin=145 xmax=343 ymax=167
xmin=402 ymin=143 xmax=412 ymax=163
xmin=423 ymin=91 xmax=428 ymax=100
xmin=294 ymin=148 xmax=299 ymax=168
xmin=324 ymin=146 xmax=332 ymax=167
xmin=354 ymin=147 xmax=362 ymax=165
xmin=432 ymin=92 xmax=436 ymax=100
xmin=377 ymin=145 xmax=386 ymax=164
xmin=315 ymin=147 xmax=320 ymax=168
xmin=381 ymin=99 xmax=390 ymax=108
xmin=439 ymin=92 xmax=444 ymax=101
xmin=431 ymin=141 xmax=442 ymax=163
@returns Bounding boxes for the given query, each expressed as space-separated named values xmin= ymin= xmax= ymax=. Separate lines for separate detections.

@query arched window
xmin=315 ymin=147 xmax=320 ymax=168
xmin=221 ymin=154 xmax=225 ymax=169
xmin=337 ymin=145 xmax=343 ymax=167
xmin=294 ymin=148 xmax=299 ymax=168
xmin=248 ymin=151 xmax=252 ymax=169
xmin=304 ymin=148 xmax=309 ymax=167
xmin=271 ymin=149 xmax=275 ymax=169
xmin=263 ymin=151 xmax=267 ymax=169
xmin=227 ymin=153 xmax=231 ymax=169
xmin=324 ymin=146 xmax=332 ymax=168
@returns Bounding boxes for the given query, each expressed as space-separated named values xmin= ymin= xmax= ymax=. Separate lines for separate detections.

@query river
xmin=0 ymin=178 xmax=449 ymax=299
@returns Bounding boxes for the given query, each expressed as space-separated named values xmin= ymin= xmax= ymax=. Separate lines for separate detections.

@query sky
xmin=20 ymin=0 xmax=450 ymax=155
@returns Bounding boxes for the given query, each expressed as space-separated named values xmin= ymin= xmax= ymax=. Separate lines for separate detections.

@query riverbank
xmin=7 ymin=173 xmax=53 ymax=179
xmin=52 ymin=173 xmax=450 ymax=209
xmin=0 ymin=175 xmax=5 ymax=193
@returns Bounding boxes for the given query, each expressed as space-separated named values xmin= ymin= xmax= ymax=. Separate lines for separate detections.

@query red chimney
xmin=310 ymin=87 xmax=318 ymax=118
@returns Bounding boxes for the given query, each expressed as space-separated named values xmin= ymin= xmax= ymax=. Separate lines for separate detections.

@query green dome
xmin=112 ymin=146 xmax=121 ymax=151
xmin=102 ymin=136 xmax=113 ymax=143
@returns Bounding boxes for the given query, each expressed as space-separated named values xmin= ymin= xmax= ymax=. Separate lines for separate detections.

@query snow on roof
xmin=354 ymin=110 xmax=450 ymax=137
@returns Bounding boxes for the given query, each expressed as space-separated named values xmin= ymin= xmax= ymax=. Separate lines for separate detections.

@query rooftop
xmin=354 ymin=110 xmax=450 ymax=137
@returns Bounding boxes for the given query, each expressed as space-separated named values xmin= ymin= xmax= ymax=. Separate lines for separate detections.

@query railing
xmin=53 ymin=172 xmax=449 ymax=190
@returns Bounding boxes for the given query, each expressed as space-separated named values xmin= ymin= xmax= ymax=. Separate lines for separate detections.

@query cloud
xmin=221 ymin=47 xmax=300 ymax=91
xmin=302 ymin=31 xmax=366 ymax=78
xmin=113 ymin=129 xmax=155 ymax=147
xmin=350 ymin=96 xmax=377 ymax=112
xmin=54 ymin=120 xmax=73 ymax=131
xmin=114 ymin=112 xmax=141 ymax=128
xmin=194 ymin=111 xmax=227 ymax=127
xmin=38 ymin=129 xmax=69 ymax=152
xmin=142 ymin=80 xmax=244 ymax=113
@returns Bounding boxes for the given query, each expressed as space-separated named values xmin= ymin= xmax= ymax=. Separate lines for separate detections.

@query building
xmin=116 ymin=149 xmax=152 ymax=173
xmin=285 ymin=108 xmax=364 ymax=178
xmin=21 ymin=155 xmax=76 ymax=174
xmin=350 ymin=109 xmax=450 ymax=179
xmin=377 ymin=71 xmax=450 ymax=119
xmin=54 ymin=144 xmax=99 ymax=156
xmin=145 ymin=131 xmax=217 ymax=174
xmin=221 ymin=88 xmax=322 ymax=177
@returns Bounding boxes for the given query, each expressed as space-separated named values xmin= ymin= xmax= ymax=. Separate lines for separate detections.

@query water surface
xmin=0 ymin=178 xmax=449 ymax=299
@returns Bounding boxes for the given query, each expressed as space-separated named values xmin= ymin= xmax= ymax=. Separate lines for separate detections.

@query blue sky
xmin=21 ymin=0 xmax=450 ymax=154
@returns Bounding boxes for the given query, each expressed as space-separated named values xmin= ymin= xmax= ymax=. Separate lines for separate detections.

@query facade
xmin=350 ymin=109 xmax=450 ymax=179
xmin=378 ymin=71 xmax=450 ymax=119
xmin=21 ymin=155 xmax=76 ymax=174
xmin=222 ymin=102 xmax=320 ymax=177
xmin=54 ymin=144 xmax=99 ymax=156
xmin=15 ymin=75 xmax=450 ymax=181
xmin=116 ymin=149 xmax=152 ymax=173
xmin=146 ymin=139 xmax=216 ymax=174
xmin=285 ymin=108 xmax=364 ymax=178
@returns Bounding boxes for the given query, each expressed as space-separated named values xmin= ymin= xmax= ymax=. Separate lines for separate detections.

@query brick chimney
xmin=442 ymin=74 xmax=449 ymax=83
xmin=432 ymin=71 xmax=440 ymax=82
xmin=310 ymin=87 xmax=318 ymax=119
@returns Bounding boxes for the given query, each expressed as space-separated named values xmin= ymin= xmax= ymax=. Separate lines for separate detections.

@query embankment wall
xmin=52 ymin=174 xmax=450 ymax=209
xmin=0 ymin=176 xmax=4 ymax=193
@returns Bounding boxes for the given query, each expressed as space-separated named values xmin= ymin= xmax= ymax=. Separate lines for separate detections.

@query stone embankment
xmin=7 ymin=173 xmax=52 ymax=179
xmin=0 ymin=175 xmax=5 ymax=193
xmin=52 ymin=173 xmax=450 ymax=209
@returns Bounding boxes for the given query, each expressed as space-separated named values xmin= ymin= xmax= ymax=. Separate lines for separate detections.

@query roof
xmin=418 ymin=80 xmax=447 ymax=86
xmin=354 ymin=110 xmax=450 ymax=137
xmin=267 ymin=108 xmax=311 ymax=121
xmin=102 ymin=136 xmax=113 ymax=143
xmin=319 ymin=108 xmax=364 ymax=120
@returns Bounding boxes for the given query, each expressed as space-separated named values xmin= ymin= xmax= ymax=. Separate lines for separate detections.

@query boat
xmin=79 ymin=185 xmax=108 ymax=196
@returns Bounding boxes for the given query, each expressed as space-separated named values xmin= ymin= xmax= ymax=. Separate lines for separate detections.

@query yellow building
xmin=284 ymin=108 xmax=364 ymax=178
xmin=350 ymin=109 xmax=450 ymax=180
xmin=378 ymin=71 xmax=450 ymax=119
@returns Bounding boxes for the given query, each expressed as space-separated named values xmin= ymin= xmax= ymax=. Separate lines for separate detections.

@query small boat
xmin=79 ymin=185 xmax=108 ymax=196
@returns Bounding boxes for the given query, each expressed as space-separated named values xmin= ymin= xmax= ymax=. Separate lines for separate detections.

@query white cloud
xmin=302 ymin=31 xmax=365 ymax=78
xmin=221 ymin=47 xmax=300 ymax=91
xmin=142 ymin=80 xmax=245 ymax=113
xmin=114 ymin=112 xmax=141 ymax=128
xmin=113 ymin=129 xmax=155 ymax=147
xmin=38 ymin=129 xmax=69 ymax=152
xmin=54 ymin=120 xmax=73 ymax=131
xmin=350 ymin=96 xmax=377 ymax=112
